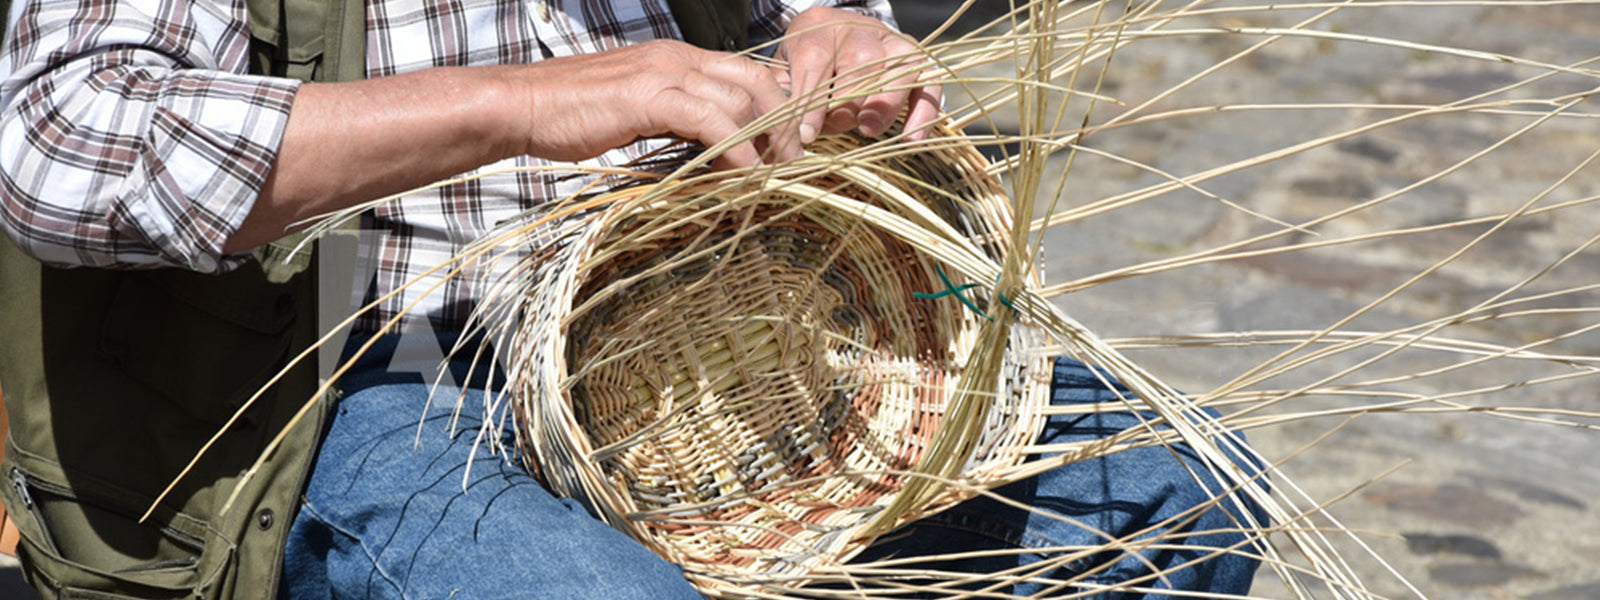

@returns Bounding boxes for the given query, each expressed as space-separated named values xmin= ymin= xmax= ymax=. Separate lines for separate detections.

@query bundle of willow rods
xmin=499 ymin=124 xmax=1058 ymax=593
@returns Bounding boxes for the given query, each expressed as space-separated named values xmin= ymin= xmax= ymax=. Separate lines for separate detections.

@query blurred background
xmin=894 ymin=1 xmax=1600 ymax=598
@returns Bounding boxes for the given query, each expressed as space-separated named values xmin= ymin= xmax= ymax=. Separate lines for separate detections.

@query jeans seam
xmin=299 ymin=499 xmax=416 ymax=600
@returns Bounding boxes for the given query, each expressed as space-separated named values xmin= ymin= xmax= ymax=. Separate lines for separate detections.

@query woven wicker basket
xmin=505 ymin=125 xmax=1053 ymax=593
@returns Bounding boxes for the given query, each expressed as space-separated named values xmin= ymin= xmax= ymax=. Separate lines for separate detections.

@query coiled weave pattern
xmin=504 ymin=127 xmax=1052 ymax=593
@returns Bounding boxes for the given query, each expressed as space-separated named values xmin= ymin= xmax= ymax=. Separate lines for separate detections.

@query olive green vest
xmin=0 ymin=1 xmax=750 ymax=599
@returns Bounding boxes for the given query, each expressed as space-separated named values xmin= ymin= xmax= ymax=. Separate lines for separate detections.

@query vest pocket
xmin=6 ymin=466 xmax=226 ymax=600
xmin=98 ymin=266 xmax=300 ymax=428
xmin=55 ymin=585 xmax=190 ymax=600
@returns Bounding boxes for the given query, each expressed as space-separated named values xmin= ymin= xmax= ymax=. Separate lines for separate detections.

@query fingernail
xmin=861 ymin=115 xmax=885 ymax=137
xmin=800 ymin=123 xmax=818 ymax=144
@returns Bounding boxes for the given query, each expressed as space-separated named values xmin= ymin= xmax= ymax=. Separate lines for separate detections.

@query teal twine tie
xmin=912 ymin=264 xmax=1020 ymax=321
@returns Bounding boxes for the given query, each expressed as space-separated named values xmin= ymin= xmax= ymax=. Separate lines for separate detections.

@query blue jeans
xmin=280 ymin=335 xmax=1262 ymax=599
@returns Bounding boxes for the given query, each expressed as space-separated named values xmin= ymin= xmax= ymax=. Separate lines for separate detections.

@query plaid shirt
xmin=0 ymin=0 xmax=894 ymax=332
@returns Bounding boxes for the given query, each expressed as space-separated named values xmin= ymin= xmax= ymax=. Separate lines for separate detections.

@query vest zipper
xmin=9 ymin=467 xmax=207 ymax=557
xmin=10 ymin=467 xmax=62 ymax=556
xmin=10 ymin=468 xmax=33 ymax=508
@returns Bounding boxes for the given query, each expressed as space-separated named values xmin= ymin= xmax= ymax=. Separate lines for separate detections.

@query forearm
xmin=236 ymin=39 xmax=806 ymax=252
xmin=228 ymin=68 xmax=521 ymax=253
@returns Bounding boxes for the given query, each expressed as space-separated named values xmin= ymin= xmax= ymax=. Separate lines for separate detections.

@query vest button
xmin=256 ymin=508 xmax=275 ymax=530
xmin=719 ymin=33 xmax=737 ymax=51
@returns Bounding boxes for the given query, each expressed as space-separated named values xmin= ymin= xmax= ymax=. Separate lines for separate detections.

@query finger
xmin=701 ymin=55 xmax=802 ymax=162
xmin=771 ymin=65 xmax=793 ymax=90
xmin=782 ymin=40 xmax=839 ymax=145
xmin=761 ymin=66 xmax=807 ymax=163
xmin=651 ymin=88 xmax=764 ymax=169
xmin=857 ymin=82 xmax=911 ymax=138
xmin=821 ymin=38 xmax=888 ymax=135
xmin=823 ymin=106 xmax=857 ymax=136
xmin=680 ymin=70 xmax=762 ymax=131
xmin=857 ymin=37 xmax=931 ymax=138
xmin=903 ymin=83 xmax=943 ymax=142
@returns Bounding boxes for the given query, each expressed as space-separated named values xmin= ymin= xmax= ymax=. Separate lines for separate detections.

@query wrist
xmin=462 ymin=67 xmax=536 ymax=162
xmin=410 ymin=67 xmax=531 ymax=164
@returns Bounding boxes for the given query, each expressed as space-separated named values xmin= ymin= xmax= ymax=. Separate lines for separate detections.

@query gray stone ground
xmin=933 ymin=1 xmax=1600 ymax=598
xmin=5 ymin=2 xmax=1597 ymax=599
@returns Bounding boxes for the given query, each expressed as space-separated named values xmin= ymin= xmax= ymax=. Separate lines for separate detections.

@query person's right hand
xmin=492 ymin=39 xmax=803 ymax=169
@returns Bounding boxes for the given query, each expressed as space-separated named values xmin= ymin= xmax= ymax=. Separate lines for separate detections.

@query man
xmin=0 ymin=0 xmax=1262 ymax=597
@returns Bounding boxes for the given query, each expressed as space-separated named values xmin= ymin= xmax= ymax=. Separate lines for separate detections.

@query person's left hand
xmin=777 ymin=7 xmax=942 ymax=144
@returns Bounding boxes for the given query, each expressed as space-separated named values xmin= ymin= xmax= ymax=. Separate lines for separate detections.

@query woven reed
xmin=505 ymin=125 xmax=1053 ymax=592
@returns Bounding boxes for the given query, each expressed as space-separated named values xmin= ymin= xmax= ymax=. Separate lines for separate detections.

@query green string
xmin=913 ymin=264 xmax=1022 ymax=320
xmin=998 ymin=290 xmax=1017 ymax=313
xmin=913 ymin=264 xmax=991 ymax=321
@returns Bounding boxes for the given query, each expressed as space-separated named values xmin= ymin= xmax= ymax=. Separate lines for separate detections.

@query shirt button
xmin=536 ymin=3 xmax=551 ymax=22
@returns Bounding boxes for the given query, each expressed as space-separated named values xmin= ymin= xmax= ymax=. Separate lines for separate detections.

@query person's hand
xmin=498 ymin=39 xmax=803 ymax=169
xmin=777 ymin=7 xmax=942 ymax=143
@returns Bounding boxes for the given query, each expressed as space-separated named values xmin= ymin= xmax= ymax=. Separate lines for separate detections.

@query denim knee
xmin=1028 ymin=358 xmax=1265 ymax=596
xmin=852 ymin=358 xmax=1264 ymax=598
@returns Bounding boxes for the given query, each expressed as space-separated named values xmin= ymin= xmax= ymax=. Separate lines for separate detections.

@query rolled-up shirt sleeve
xmin=0 ymin=0 xmax=299 ymax=272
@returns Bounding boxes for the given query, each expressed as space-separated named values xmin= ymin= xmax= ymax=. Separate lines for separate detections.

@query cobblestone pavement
xmin=927 ymin=1 xmax=1600 ymax=598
